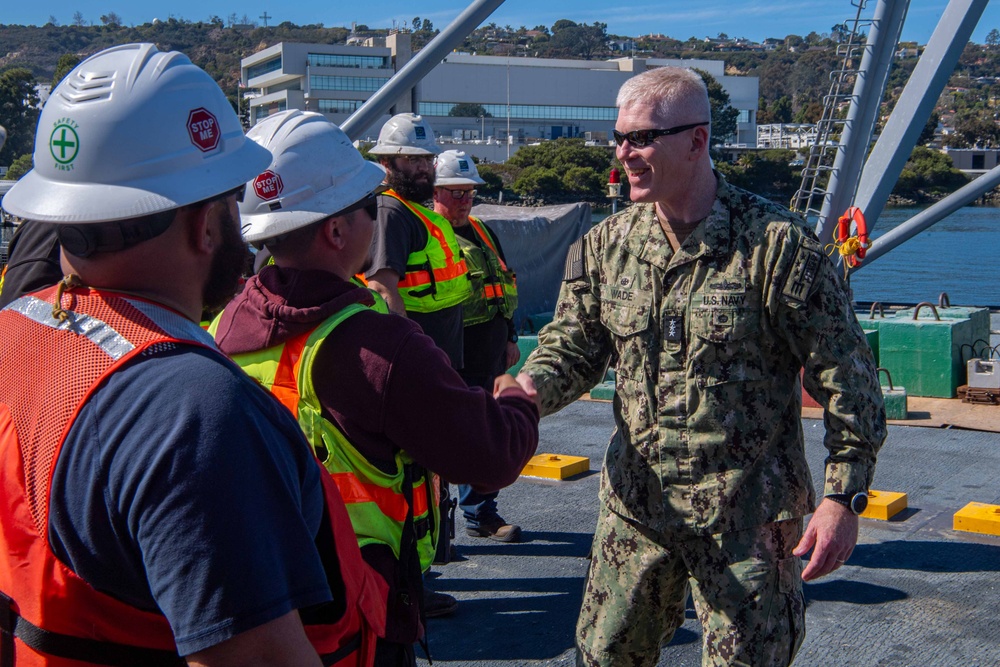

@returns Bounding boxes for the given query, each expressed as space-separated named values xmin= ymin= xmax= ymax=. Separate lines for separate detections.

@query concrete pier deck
xmin=418 ymin=399 xmax=1000 ymax=666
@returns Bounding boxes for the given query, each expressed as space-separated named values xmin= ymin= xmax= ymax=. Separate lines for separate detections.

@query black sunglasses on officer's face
xmin=612 ymin=122 xmax=710 ymax=147
xmin=333 ymin=191 xmax=380 ymax=221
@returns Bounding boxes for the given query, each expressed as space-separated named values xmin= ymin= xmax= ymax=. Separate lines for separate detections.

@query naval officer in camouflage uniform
xmin=516 ymin=67 xmax=887 ymax=666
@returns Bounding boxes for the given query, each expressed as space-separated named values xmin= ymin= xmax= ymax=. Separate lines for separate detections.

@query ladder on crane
xmin=790 ymin=0 xmax=873 ymax=216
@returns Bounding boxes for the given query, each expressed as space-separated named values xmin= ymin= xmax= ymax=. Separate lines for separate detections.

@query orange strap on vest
xmin=468 ymin=217 xmax=509 ymax=272
xmin=272 ymin=331 xmax=311 ymax=418
xmin=330 ymin=473 xmax=430 ymax=523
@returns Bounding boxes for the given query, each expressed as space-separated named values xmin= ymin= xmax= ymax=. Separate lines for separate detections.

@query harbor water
xmin=595 ymin=204 xmax=1000 ymax=308
xmin=848 ymin=205 xmax=1000 ymax=308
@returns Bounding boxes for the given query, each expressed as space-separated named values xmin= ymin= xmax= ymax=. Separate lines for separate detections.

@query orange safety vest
xmin=0 ymin=285 xmax=386 ymax=667
xmin=382 ymin=190 xmax=472 ymax=313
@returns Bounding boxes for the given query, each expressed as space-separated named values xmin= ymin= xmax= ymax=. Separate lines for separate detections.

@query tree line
xmin=1 ymin=17 xmax=997 ymax=202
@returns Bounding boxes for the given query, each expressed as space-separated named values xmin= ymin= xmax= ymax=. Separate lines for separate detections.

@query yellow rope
xmin=825 ymin=233 xmax=867 ymax=279
xmin=825 ymin=236 xmax=864 ymax=259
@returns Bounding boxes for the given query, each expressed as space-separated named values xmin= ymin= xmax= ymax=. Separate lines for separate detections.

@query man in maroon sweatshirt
xmin=211 ymin=110 xmax=539 ymax=667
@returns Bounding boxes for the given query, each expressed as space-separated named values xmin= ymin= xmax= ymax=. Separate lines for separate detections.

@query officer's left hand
xmin=792 ymin=498 xmax=859 ymax=582
xmin=505 ymin=341 xmax=521 ymax=369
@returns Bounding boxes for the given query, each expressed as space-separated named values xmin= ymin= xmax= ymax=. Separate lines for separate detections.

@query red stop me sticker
xmin=187 ymin=108 xmax=220 ymax=152
xmin=253 ymin=170 xmax=283 ymax=201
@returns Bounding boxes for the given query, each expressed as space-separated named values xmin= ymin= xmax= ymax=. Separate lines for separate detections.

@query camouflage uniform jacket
xmin=522 ymin=175 xmax=887 ymax=535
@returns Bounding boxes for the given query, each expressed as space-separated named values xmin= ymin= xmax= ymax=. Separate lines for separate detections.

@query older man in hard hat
xmin=212 ymin=110 xmax=539 ymax=667
xmin=0 ymin=44 xmax=387 ymax=666
xmin=432 ymin=150 xmax=523 ymax=544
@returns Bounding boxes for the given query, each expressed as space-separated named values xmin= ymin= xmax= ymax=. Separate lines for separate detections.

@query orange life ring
xmin=836 ymin=206 xmax=869 ymax=266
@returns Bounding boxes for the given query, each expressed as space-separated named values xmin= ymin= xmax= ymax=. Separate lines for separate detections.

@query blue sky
xmin=5 ymin=1 xmax=1000 ymax=45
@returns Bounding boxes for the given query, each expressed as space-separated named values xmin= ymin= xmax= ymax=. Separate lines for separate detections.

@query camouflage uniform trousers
xmin=576 ymin=503 xmax=805 ymax=667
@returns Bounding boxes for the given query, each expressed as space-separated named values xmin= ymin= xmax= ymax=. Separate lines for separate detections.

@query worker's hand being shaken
xmin=493 ymin=373 xmax=523 ymax=398
xmin=495 ymin=373 xmax=539 ymax=406
xmin=509 ymin=372 xmax=540 ymax=408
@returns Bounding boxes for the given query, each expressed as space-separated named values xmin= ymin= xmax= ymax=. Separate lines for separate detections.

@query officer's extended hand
xmin=508 ymin=372 xmax=539 ymax=407
xmin=792 ymin=499 xmax=859 ymax=581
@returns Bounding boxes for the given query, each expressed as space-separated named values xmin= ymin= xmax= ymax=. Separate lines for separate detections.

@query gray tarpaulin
xmin=471 ymin=202 xmax=592 ymax=331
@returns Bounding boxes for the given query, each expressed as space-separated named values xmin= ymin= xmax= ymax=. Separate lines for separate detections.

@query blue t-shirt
xmin=48 ymin=344 xmax=333 ymax=655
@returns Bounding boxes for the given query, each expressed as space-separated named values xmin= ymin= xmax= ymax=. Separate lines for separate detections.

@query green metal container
xmin=877 ymin=369 xmax=907 ymax=420
xmin=878 ymin=303 xmax=973 ymax=398
xmin=863 ymin=329 xmax=879 ymax=367
xmin=524 ymin=311 xmax=554 ymax=333
xmin=506 ymin=335 xmax=538 ymax=375
xmin=854 ymin=302 xmax=894 ymax=331
xmin=893 ymin=303 xmax=991 ymax=363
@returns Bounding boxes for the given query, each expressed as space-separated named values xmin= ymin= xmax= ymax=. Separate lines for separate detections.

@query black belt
xmin=0 ymin=591 xmax=183 ymax=667
xmin=320 ymin=632 xmax=362 ymax=666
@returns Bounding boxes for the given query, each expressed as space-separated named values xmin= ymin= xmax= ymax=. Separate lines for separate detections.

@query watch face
xmin=851 ymin=493 xmax=869 ymax=514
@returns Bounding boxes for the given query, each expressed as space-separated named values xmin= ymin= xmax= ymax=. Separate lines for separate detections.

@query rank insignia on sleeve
xmin=781 ymin=244 xmax=822 ymax=304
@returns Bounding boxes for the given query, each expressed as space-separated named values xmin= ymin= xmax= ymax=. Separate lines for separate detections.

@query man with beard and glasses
xmin=212 ymin=111 xmax=538 ymax=667
xmin=0 ymin=44 xmax=388 ymax=667
xmin=364 ymin=113 xmax=475 ymax=614
xmin=364 ymin=113 xmax=471 ymax=371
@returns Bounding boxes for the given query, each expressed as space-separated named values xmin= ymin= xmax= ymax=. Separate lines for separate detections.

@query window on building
xmin=973 ymin=153 xmax=985 ymax=170
xmin=256 ymin=101 xmax=288 ymax=119
xmin=310 ymin=75 xmax=391 ymax=92
xmin=419 ymin=102 xmax=619 ymax=121
xmin=737 ymin=109 xmax=753 ymax=124
xmin=316 ymin=99 xmax=365 ymax=114
xmin=307 ymin=53 xmax=389 ymax=69
xmin=247 ymin=57 xmax=282 ymax=80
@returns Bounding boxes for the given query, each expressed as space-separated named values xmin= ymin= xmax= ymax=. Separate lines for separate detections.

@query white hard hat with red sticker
xmin=2 ymin=43 xmax=270 ymax=224
xmin=240 ymin=110 xmax=386 ymax=244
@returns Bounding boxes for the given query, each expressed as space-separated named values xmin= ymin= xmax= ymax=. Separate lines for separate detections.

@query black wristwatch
xmin=825 ymin=492 xmax=868 ymax=515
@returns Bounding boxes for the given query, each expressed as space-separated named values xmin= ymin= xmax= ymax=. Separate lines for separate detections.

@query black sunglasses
xmin=612 ymin=122 xmax=709 ymax=147
xmin=442 ymin=188 xmax=477 ymax=201
xmin=333 ymin=191 xmax=379 ymax=221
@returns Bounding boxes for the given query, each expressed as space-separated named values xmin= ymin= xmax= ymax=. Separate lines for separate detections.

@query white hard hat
xmin=240 ymin=110 xmax=386 ymax=244
xmin=2 ymin=43 xmax=271 ymax=224
xmin=435 ymin=150 xmax=485 ymax=186
xmin=367 ymin=113 xmax=440 ymax=156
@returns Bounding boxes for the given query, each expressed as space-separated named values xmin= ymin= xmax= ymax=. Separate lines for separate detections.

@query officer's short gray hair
xmin=617 ymin=67 xmax=711 ymax=126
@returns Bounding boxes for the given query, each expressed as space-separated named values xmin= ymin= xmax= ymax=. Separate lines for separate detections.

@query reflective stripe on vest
xmin=383 ymin=190 xmax=472 ymax=313
xmin=221 ymin=303 xmax=439 ymax=570
xmin=0 ymin=287 xmax=384 ymax=667
xmin=458 ymin=217 xmax=519 ymax=326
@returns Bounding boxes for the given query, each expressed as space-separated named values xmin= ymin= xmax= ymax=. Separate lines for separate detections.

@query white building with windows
xmin=756 ymin=123 xmax=819 ymax=150
xmin=241 ymin=35 xmax=759 ymax=158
